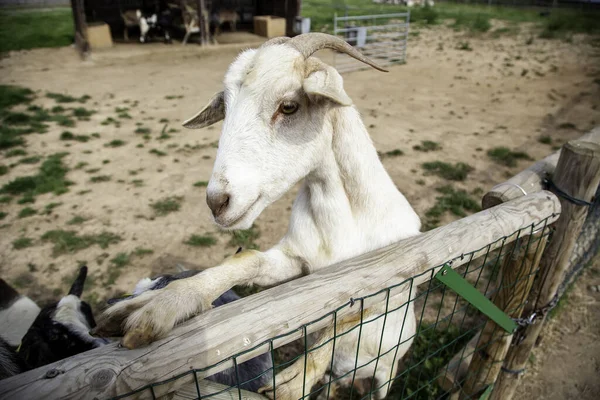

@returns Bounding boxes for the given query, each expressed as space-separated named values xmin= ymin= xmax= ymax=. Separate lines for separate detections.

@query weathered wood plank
xmin=482 ymin=127 xmax=600 ymax=209
xmin=0 ymin=192 xmax=560 ymax=400
xmin=490 ymin=140 xmax=600 ymax=400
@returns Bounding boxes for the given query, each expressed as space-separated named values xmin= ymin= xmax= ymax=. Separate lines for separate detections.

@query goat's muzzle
xmin=207 ymin=192 xmax=230 ymax=218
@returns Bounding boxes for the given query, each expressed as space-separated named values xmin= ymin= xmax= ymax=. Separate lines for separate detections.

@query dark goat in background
xmin=0 ymin=266 xmax=109 ymax=380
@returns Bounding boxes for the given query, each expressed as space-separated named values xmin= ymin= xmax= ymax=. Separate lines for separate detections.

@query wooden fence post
xmin=459 ymin=229 xmax=548 ymax=398
xmin=490 ymin=140 xmax=600 ymax=400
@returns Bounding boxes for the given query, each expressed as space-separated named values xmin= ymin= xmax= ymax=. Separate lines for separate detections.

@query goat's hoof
xmin=122 ymin=326 xmax=155 ymax=349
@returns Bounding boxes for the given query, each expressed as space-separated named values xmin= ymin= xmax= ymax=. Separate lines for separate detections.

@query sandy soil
xmin=1 ymin=22 xmax=599 ymax=397
xmin=514 ymin=254 xmax=600 ymax=400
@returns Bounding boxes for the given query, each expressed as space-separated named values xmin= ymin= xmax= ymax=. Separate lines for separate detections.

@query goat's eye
xmin=281 ymin=101 xmax=299 ymax=115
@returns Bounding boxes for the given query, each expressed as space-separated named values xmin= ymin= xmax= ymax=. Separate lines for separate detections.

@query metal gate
xmin=332 ymin=11 xmax=409 ymax=74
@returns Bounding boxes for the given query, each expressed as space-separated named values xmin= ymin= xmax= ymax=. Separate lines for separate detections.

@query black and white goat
xmin=17 ymin=266 xmax=109 ymax=370
xmin=138 ymin=8 xmax=174 ymax=44
xmin=106 ymin=249 xmax=273 ymax=392
xmin=0 ymin=266 xmax=107 ymax=379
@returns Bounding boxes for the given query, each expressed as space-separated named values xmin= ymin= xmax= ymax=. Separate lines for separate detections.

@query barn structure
xmin=70 ymin=0 xmax=302 ymax=55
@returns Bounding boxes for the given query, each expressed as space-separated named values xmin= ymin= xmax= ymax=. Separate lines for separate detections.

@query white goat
xmin=93 ymin=33 xmax=420 ymax=399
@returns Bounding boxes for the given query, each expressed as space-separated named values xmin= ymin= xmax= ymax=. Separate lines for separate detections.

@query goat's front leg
xmin=259 ymin=318 xmax=358 ymax=400
xmin=92 ymin=248 xmax=303 ymax=349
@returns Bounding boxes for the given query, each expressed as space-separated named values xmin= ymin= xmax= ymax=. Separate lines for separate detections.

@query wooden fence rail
xmin=0 ymin=192 xmax=560 ymax=400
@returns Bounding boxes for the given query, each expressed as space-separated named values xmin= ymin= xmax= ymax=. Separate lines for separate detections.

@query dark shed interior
xmin=83 ymin=0 xmax=302 ymax=42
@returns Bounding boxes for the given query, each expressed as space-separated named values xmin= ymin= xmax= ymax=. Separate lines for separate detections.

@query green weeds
xmin=422 ymin=161 xmax=473 ymax=181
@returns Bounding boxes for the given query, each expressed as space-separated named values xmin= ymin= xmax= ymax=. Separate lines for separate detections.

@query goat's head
xmin=183 ymin=33 xmax=386 ymax=229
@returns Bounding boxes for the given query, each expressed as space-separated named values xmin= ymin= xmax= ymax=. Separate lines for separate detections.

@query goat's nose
xmin=207 ymin=192 xmax=230 ymax=217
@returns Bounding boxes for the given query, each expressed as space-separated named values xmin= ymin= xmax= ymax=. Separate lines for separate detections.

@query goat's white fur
xmin=0 ymin=297 xmax=40 ymax=347
xmin=98 ymin=41 xmax=420 ymax=399
xmin=54 ymin=295 xmax=108 ymax=347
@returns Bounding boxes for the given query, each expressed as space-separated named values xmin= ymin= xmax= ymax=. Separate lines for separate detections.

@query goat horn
xmin=287 ymin=32 xmax=388 ymax=72
xmin=259 ymin=36 xmax=290 ymax=48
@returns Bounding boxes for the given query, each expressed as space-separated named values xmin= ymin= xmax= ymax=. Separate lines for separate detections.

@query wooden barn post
xmin=70 ymin=0 xmax=89 ymax=57
xmin=460 ymin=229 xmax=548 ymax=398
xmin=489 ymin=140 xmax=600 ymax=400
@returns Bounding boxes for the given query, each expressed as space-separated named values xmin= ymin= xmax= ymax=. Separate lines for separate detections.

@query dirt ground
xmin=1 ymin=22 xmax=599 ymax=397
xmin=513 ymin=254 xmax=600 ymax=400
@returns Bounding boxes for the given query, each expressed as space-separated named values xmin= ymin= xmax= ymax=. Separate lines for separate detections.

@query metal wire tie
xmin=543 ymin=178 xmax=593 ymax=207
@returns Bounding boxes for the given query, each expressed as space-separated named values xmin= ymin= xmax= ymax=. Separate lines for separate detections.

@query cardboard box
xmin=254 ymin=15 xmax=286 ymax=38
xmin=86 ymin=22 xmax=113 ymax=49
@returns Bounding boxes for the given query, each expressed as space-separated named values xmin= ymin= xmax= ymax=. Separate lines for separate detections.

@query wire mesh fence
xmin=332 ymin=12 xmax=410 ymax=73
xmin=110 ymin=217 xmax=554 ymax=400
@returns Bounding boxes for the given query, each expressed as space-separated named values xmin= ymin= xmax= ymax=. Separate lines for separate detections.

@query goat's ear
xmin=182 ymin=91 xmax=225 ymax=129
xmin=303 ymin=66 xmax=352 ymax=107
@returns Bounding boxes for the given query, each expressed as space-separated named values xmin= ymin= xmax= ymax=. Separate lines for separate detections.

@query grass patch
xmin=1 ymin=152 xmax=73 ymax=197
xmin=538 ymin=136 xmax=552 ymax=145
xmin=422 ymin=161 xmax=473 ymax=181
xmin=89 ymin=175 xmax=111 ymax=183
xmin=131 ymin=179 xmax=144 ymax=187
xmin=384 ymin=149 xmax=404 ymax=157
xmin=558 ymin=122 xmax=577 ymax=130
xmin=133 ymin=247 xmax=154 ymax=256
xmin=105 ymin=139 xmax=126 ymax=148
xmin=18 ymin=207 xmax=37 ymax=218
xmin=17 ymin=193 xmax=35 ymax=204
xmin=47 ymin=92 xmax=90 ymax=104
xmin=60 ymin=131 xmax=89 ymax=142
xmin=72 ymin=107 xmax=95 ymax=119
xmin=0 ymin=85 xmax=34 ymax=110
xmin=20 ymin=156 xmax=42 ymax=165
xmin=41 ymin=230 xmax=121 ymax=257
xmin=456 ymin=41 xmax=473 ymax=51
xmin=67 ymin=215 xmax=88 ymax=225
xmin=13 ymin=237 xmax=34 ymax=249
xmin=487 ymin=147 xmax=532 ymax=167
xmin=150 ymin=196 xmax=183 ymax=216
xmin=423 ymin=185 xmax=481 ymax=230
xmin=135 ymin=127 xmax=151 ymax=135
xmin=43 ymin=202 xmax=62 ymax=215
xmin=110 ymin=252 xmax=130 ymax=268
xmin=0 ymin=9 xmax=74 ymax=53
xmin=193 ymin=181 xmax=209 ymax=187
xmin=0 ymin=165 xmax=9 ymax=175
xmin=0 ymin=196 xmax=11 ymax=203
xmin=228 ymin=224 xmax=260 ymax=250
xmin=413 ymin=141 xmax=441 ymax=152
xmin=184 ymin=234 xmax=217 ymax=247
xmin=539 ymin=11 xmax=600 ymax=39
xmin=451 ymin=13 xmax=491 ymax=33
xmin=101 ymin=117 xmax=121 ymax=127
xmin=149 ymin=149 xmax=167 ymax=156
xmin=0 ymin=211 xmax=7 ymax=220
xmin=5 ymin=148 xmax=27 ymax=157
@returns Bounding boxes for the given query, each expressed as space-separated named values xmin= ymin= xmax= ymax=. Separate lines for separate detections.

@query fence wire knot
xmin=543 ymin=178 xmax=593 ymax=207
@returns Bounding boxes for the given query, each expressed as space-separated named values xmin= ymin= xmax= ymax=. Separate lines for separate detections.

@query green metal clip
xmin=479 ymin=384 xmax=494 ymax=400
xmin=435 ymin=264 xmax=517 ymax=333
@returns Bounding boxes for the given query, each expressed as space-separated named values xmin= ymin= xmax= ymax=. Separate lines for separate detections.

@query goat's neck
xmin=307 ymin=106 xmax=396 ymax=212
xmin=301 ymin=107 xmax=412 ymax=248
